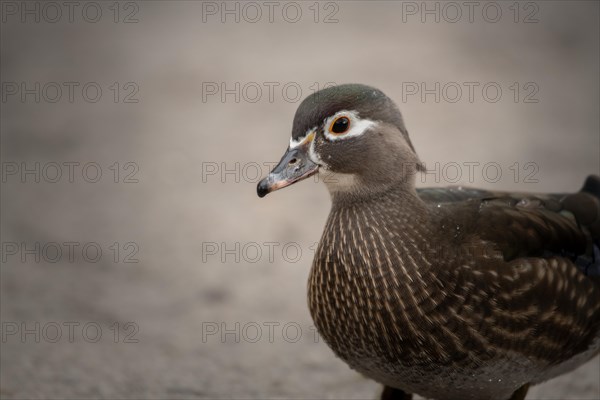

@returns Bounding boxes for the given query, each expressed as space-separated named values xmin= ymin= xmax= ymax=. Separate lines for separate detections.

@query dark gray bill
xmin=257 ymin=143 xmax=318 ymax=198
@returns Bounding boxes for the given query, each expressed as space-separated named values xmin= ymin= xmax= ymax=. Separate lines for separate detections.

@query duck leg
xmin=508 ymin=384 xmax=530 ymax=400
xmin=380 ymin=386 xmax=413 ymax=400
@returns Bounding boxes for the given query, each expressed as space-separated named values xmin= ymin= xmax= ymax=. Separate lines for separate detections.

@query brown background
xmin=1 ymin=1 xmax=599 ymax=399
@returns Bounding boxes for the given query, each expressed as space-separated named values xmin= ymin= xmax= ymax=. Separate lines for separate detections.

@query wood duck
xmin=257 ymin=84 xmax=600 ymax=400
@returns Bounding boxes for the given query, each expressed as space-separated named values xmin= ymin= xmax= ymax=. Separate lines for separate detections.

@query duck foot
xmin=380 ymin=386 xmax=413 ymax=400
xmin=509 ymin=383 xmax=530 ymax=400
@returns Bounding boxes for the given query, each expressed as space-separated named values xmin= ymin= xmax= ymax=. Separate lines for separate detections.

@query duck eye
xmin=330 ymin=116 xmax=350 ymax=135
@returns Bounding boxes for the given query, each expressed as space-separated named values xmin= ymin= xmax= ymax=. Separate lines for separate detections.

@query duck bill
xmin=257 ymin=142 xmax=319 ymax=198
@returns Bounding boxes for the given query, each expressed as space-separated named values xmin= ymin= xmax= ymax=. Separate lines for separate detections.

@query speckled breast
xmin=307 ymin=254 xmax=527 ymax=399
xmin=307 ymin=206 xmax=575 ymax=399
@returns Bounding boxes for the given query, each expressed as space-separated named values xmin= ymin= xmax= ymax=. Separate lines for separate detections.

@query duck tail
xmin=570 ymin=175 xmax=600 ymax=277
xmin=582 ymin=175 xmax=600 ymax=197
xmin=580 ymin=175 xmax=600 ymax=240
xmin=561 ymin=175 xmax=600 ymax=240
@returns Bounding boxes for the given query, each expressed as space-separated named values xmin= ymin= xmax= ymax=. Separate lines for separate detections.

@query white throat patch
xmin=319 ymin=169 xmax=357 ymax=194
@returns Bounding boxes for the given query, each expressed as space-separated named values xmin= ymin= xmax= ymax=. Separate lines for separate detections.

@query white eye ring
xmin=323 ymin=110 xmax=376 ymax=142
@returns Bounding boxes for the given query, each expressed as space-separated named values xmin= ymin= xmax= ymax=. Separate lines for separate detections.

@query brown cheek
xmin=315 ymin=140 xmax=333 ymax=167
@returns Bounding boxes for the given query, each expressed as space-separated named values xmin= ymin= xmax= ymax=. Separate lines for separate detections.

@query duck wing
xmin=430 ymin=176 xmax=600 ymax=370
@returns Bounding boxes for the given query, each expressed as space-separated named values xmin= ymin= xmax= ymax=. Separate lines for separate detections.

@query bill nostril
xmin=288 ymin=158 xmax=298 ymax=165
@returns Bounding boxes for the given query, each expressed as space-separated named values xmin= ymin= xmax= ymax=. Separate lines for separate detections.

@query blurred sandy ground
xmin=1 ymin=1 xmax=599 ymax=399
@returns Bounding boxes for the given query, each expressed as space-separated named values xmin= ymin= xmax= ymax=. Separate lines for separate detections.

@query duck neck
xmin=326 ymin=180 xmax=434 ymax=277
xmin=325 ymin=169 xmax=423 ymax=209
